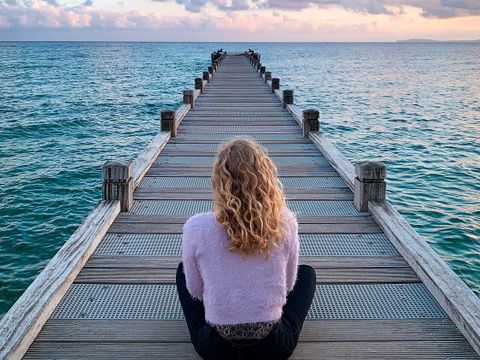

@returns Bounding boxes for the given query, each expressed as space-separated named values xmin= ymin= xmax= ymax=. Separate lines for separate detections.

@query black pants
xmin=176 ymin=262 xmax=316 ymax=360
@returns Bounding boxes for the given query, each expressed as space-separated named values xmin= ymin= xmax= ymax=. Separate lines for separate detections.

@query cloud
xmin=0 ymin=0 xmax=189 ymax=30
xmin=151 ymin=0 xmax=480 ymax=18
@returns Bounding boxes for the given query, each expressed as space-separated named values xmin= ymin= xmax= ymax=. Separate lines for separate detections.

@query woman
xmin=176 ymin=137 xmax=316 ymax=359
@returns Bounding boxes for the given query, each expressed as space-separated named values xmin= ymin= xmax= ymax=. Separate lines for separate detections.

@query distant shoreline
xmin=397 ymin=38 xmax=480 ymax=43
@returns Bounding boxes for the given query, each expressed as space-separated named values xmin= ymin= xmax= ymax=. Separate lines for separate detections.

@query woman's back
xmin=176 ymin=137 xmax=315 ymax=359
xmin=182 ymin=208 xmax=299 ymax=326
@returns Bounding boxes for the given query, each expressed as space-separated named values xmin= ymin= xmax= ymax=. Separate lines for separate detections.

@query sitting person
xmin=176 ymin=137 xmax=316 ymax=360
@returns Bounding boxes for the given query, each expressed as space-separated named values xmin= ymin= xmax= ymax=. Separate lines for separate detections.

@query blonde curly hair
xmin=212 ymin=136 xmax=288 ymax=258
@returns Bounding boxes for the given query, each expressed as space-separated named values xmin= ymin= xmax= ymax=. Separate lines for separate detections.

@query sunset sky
xmin=1 ymin=0 xmax=479 ymax=41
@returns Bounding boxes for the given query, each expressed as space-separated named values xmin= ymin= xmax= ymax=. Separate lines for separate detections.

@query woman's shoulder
xmin=183 ymin=211 xmax=217 ymax=231
xmin=282 ymin=207 xmax=298 ymax=224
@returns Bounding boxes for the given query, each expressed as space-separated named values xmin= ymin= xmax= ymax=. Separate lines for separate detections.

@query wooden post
xmin=102 ymin=160 xmax=133 ymax=212
xmin=183 ymin=89 xmax=194 ymax=108
xmin=260 ymin=66 xmax=266 ymax=75
xmin=195 ymin=77 xmax=204 ymax=93
xmin=272 ymin=78 xmax=280 ymax=93
xmin=265 ymin=71 xmax=272 ymax=83
xmin=208 ymin=66 xmax=213 ymax=75
xmin=256 ymin=62 xmax=262 ymax=71
xmin=283 ymin=90 xmax=293 ymax=108
xmin=161 ymin=109 xmax=177 ymax=137
xmin=354 ymin=161 xmax=387 ymax=212
xmin=302 ymin=109 xmax=319 ymax=138
xmin=203 ymin=71 xmax=210 ymax=82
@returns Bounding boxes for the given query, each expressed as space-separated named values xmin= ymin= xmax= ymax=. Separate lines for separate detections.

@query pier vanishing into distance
xmin=1 ymin=50 xmax=479 ymax=359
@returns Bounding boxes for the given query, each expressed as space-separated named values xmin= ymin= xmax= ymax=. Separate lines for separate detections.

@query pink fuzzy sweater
xmin=181 ymin=208 xmax=299 ymax=325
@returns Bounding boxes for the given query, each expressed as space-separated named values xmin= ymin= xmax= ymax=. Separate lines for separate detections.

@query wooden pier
xmin=1 ymin=51 xmax=480 ymax=359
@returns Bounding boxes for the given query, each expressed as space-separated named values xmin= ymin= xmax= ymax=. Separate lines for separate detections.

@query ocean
xmin=0 ymin=42 xmax=479 ymax=316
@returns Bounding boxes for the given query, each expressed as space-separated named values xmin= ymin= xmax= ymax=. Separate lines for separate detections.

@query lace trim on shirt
xmin=214 ymin=320 xmax=279 ymax=341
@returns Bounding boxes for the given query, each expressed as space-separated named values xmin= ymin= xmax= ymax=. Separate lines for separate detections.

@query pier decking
xmin=1 ymin=52 xmax=480 ymax=359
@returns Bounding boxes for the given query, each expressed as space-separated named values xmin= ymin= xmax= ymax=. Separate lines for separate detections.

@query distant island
xmin=398 ymin=38 xmax=480 ymax=43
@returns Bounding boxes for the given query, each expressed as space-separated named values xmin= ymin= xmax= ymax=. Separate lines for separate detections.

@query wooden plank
xmin=35 ymin=319 xmax=464 ymax=343
xmin=75 ymin=266 xmax=418 ymax=284
xmin=131 ymin=132 xmax=170 ymax=188
xmin=108 ymin=222 xmax=383 ymax=234
xmin=85 ymin=256 xmax=410 ymax=269
xmin=0 ymin=201 xmax=121 ymax=360
xmin=309 ymin=132 xmax=355 ymax=190
xmin=24 ymin=340 xmax=479 ymax=359
xmin=134 ymin=187 xmax=352 ymax=195
xmin=287 ymin=104 xmax=303 ymax=127
xmin=175 ymin=104 xmax=190 ymax=127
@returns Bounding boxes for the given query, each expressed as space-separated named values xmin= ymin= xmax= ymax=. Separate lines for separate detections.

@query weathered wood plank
xmin=75 ymin=266 xmax=418 ymax=284
xmin=175 ymin=104 xmax=190 ymax=127
xmin=85 ymin=256 xmax=410 ymax=269
xmin=24 ymin=340 xmax=479 ymax=359
xmin=0 ymin=201 xmax=121 ymax=360
xmin=134 ymin=187 xmax=352 ymax=195
xmin=131 ymin=132 xmax=170 ymax=188
xmin=35 ymin=319 xmax=464 ymax=343
xmin=309 ymin=131 xmax=355 ymax=190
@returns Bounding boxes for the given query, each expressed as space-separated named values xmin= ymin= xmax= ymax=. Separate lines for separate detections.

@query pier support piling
xmin=183 ymin=89 xmax=194 ymax=108
xmin=283 ymin=90 xmax=294 ymax=108
xmin=265 ymin=71 xmax=272 ymax=83
xmin=302 ymin=109 xmax=320 ymax=138
xmin=272 ymin=78 xmax=280 ymax=93
xmin=354 ymin=161 xmax=387 ymax=212
xmin=161 ymin=109 xmax=177 ymax=137
xmin=195 ymin=77 xmax=204 ymax=93
xmin=102 ymin=160 xmax=133 ymax=212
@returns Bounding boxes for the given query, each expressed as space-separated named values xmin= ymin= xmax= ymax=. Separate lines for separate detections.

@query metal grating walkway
xmin=51 ymin=284 xmax=446 ymax=321
xmin=138 ymin=176 xmax=348 ymax=189
xmin=94 ymin=233 xmax=398 ymax=257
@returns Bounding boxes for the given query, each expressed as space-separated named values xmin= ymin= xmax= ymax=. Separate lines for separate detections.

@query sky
xmin=0 ymin=0 xmax=479 ymax=41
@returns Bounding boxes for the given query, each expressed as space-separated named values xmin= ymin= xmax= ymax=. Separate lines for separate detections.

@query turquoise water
xmin=0 ymin=42 xmax=479 ymax=316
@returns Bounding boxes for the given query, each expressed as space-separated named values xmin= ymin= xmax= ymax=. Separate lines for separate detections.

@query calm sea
xmin=0 ymin=42 xmax=479 ymax=316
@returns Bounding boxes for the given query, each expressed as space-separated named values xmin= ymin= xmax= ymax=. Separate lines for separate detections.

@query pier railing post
xmin=354 ymin=161 xmax=387 ymax=212
xmin=195 ymin=77 xmax=204 ymax=93
xmin=256 ymin=62 xmax=262 ymax=71
xmin=272 ymin=78 xmax=280 ymax=93
xmin=203 ymin=71 xmax=210 ymax=82
xmin=260 ymin=66 xmax=266 ymax=76
xmin=283 ymin=90 xmax=294 ymax=108
xmin=208 ymin=66 xmax=214 ymax=75
xmin=161 ymin=109 xmax=177 ymax=137
xmin=102 ymin=160 xmax=133 ymax=212
xmin=265 ymin=71 xmax=272 ymax=83
xmin=183 ymin=89 xmax=194 ymax=108
xmin=302 ymin=109 xmax=319 ymax=138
